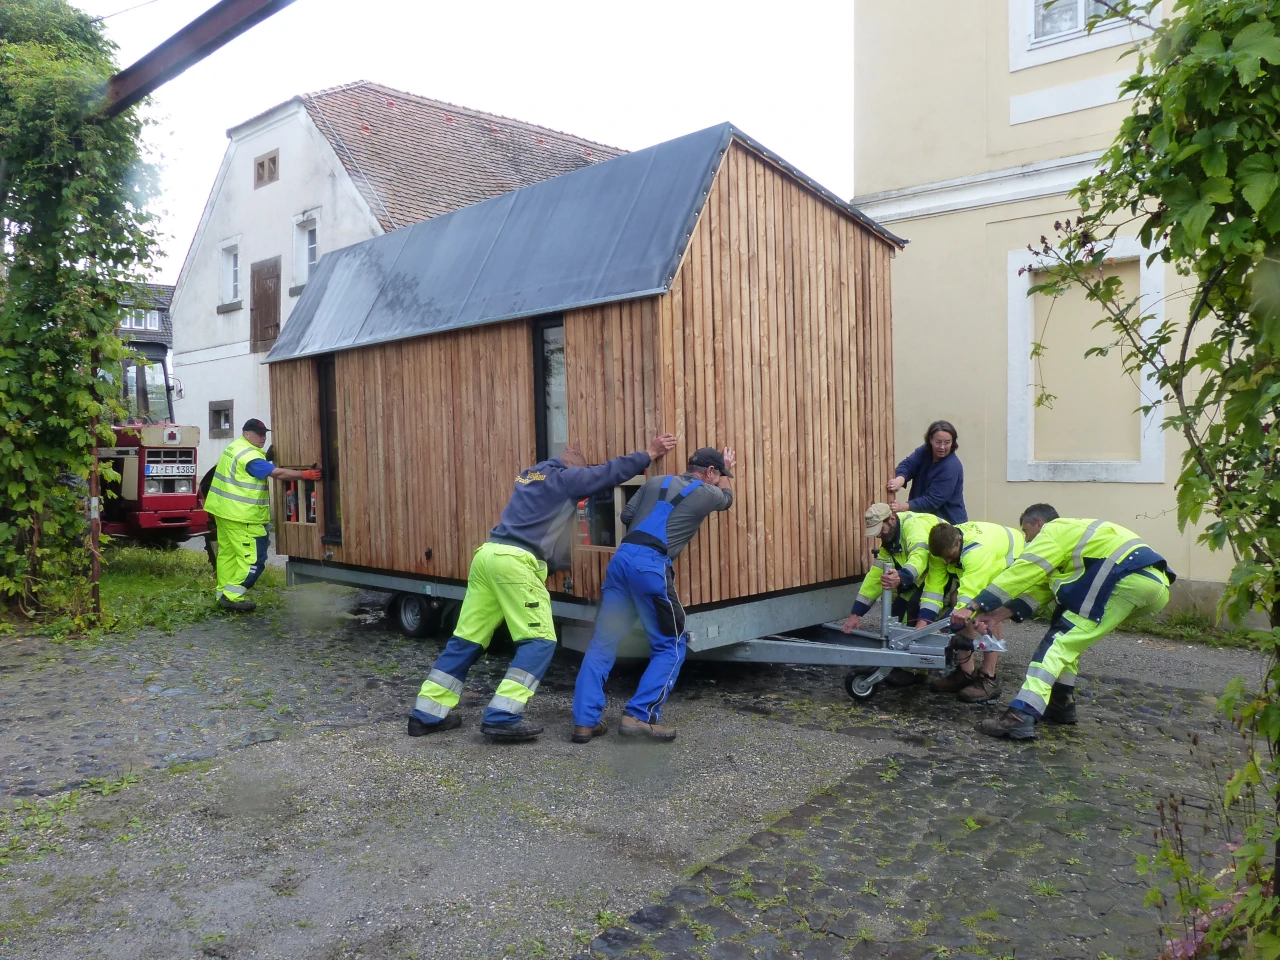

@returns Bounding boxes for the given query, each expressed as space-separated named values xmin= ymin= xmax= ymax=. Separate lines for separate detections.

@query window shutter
xmin=250 ymin=257 xmax=282 ymax=352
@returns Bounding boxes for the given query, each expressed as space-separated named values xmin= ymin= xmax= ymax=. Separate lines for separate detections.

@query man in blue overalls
xmin=571 ymin=446 xmax=736 ymax=743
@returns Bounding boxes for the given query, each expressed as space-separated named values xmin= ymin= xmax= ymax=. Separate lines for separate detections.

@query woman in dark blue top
xmin=887 ymin=420 xmax=967 ymax=523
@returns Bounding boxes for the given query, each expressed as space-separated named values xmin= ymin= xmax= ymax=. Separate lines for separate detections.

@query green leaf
xmin=1200 ymin=176 xmax=1234 ymax=204
xmin=1201 ymin=142 xmax=1228 ymax=178
xmin=1181 ymin=200 xmax=1216 ymax=245
xmin=1238 ymin=153 xmax=1279 ymax=211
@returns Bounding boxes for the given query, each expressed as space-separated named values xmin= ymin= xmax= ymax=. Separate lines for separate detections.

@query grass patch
xmin=1124 ymin=609 xmax=1254 ymax=648
xmin=35 ymin=545 xmax=285 ymax=645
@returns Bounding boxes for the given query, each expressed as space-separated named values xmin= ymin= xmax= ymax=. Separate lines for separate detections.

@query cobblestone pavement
xmin=577 ymin=671 xmax=1235 ymax=960
xmin=0 ymin=586 xmax=1256 ymax=959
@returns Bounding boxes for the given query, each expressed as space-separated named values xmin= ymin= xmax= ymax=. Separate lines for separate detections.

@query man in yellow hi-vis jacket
xmin=203 ymin=418 xmax=320 ymax=612
xmin=841 ymin=503 xmax=941 ymax=632
xmin=971 ymin=503 xmax=1175 ymax=740
xmin=918 ymin=520 xmax=1025 ymax=703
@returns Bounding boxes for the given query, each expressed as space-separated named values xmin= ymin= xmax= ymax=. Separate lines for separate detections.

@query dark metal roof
xmin=265 ymin=123 xmax=904 ymax=364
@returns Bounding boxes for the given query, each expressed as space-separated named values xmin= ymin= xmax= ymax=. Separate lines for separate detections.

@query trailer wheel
xmin=844 ymin=669 xmax=880 ymax=701
xmin=396 ymin=594 xmax=441 ymax=639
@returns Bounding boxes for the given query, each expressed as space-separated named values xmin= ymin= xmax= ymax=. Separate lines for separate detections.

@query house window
xmin=533 ymin=316 xmax=567 ymax=462
xmin=317 ymin=354 xmax=342 ymax=543
xmin=209 ymin=400 xmax=234 ymax=439
xmin=293 ymin=216 xmax=319 ymax=288
xmin=222 ymin=246 xmax=240 ymax=303
xmin=119 ymin=309 xmax=145 ymax=330
xmin=1033 ymin=0 xmax=1110 ymax=41
xmin=145 ymin=310 xmax=160 ymax=331
xmin=254 ymin=149 xmax=279 ymax=188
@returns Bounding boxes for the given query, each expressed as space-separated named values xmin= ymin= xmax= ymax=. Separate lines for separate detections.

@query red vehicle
xmin=99 ymin=340 xmax=209 ymax=546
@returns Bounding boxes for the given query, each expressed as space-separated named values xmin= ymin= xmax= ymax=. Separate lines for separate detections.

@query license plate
xmin=145 ymin=464 xmax=195 ymax=477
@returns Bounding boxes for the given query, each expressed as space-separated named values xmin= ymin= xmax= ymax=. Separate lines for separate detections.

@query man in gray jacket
xmin=571 ymin=447 xmax=736 ymax=742
xmin=408 ymin=433 xmax=675 ymax=742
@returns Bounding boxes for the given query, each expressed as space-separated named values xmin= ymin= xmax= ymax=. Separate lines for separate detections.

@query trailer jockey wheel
xmin=395 ymin=594 xmax=441 ymax=639
xmin=844 ymin=668 xmax=880 ymax=701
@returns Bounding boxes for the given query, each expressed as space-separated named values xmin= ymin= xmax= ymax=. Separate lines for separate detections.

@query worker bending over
xmin=843 ymin=503 xmax=939 ymax=632
xmin=971 ymin=503 xmax=1175 ymax=740
xmin=204 ymin=418 xmax=319 ymax=612
xmin=408 ymin=434 xmax=676 ymax=743
xmin=571 ymin=447 xmax=736 ymax=743
xmin=918 ymin=521 xmax=1025 ymax=703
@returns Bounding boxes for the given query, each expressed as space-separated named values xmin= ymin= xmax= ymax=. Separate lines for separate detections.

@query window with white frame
xmin=1010 ymin=0 xmax=1154 ymax=71
xmin=145 ymin=310 xmax=160 ymax=331
xmin=221 ymin=245 xmax=240 ymax=303
xmin=293 ymin=212 xmax=320 ymax=289
xmin=1033 ymin=0 xmax=1110 ymax=42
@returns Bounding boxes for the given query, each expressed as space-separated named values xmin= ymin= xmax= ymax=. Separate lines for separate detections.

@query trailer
xmin=265 ymin=122 xmax=910 ymax=691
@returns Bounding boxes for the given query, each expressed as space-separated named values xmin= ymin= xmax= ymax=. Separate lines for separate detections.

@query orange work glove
xmin=300 ymin=469 xmax=322 ymax=480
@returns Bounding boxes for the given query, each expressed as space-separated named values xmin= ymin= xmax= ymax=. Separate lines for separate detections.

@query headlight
xmin=175 ymin=479 xmax=192 ymax=493
xmin=145 ymin=479 xmax=161 ymax=494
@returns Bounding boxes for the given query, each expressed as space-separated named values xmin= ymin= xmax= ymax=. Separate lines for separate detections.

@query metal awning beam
xmin=103 ymin=0 xmax=297 ymax=118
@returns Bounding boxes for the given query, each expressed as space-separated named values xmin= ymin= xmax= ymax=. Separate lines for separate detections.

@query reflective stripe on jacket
xmin=204 ymin=436 xmax=270 ymax=524
xmin=973 ymin=518 xmax=1174 ymax=623
xmin=852 ymin=511 xmax=940 ymax=615
xmin=918 ymin=521 xmax=1026 ymax=623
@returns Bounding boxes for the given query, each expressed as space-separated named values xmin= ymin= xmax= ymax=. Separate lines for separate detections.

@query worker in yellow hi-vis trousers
xmin=970 ymin=503 xmax=1174 ymax=740
xmin=203 ymin=418 xmax=320 ymax=612
xmin=409 ymin=433 xmax=676 ymax=743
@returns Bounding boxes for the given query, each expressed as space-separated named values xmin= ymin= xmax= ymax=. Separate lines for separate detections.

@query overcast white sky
xmin=75 ymin=0 xmax=856 ymax=284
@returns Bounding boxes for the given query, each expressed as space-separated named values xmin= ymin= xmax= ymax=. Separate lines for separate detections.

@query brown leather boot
xmin=929 ymin=668 xmax=976 ymax=694
xmin=977 ymin=708 xmax=1036 ymax=740
xmin=619 ymin=715 xmax=677 ymax=741
xmin=957 ymin=672 xmax=1002 ymax=704
xmin=571 ymin=721 xmax=608 ymax=744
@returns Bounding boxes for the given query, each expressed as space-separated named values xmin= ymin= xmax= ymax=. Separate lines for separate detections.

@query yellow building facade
xmin=852 ymin=0 xmax=1234 ymax=605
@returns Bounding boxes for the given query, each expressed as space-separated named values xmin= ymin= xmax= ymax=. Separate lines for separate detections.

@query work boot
xmin=407 ymin=713 xmax=462 ymax=737
xmin=217 ymin=594 xmax=256 ymax=612
xmin=929 ymin=668 xmax=976 ymax=694
xmin=884 ymin=668 xmax=923 ymax=688
xmin=1043 ymin=683 xmax=1078 ymax=725
xmin=977 ymin=707 xmax=1036 ymax=740
xmin=618 ymin=715 xmax=677 ymax=741
xmin=958 ymin=672 xmax=1002 ymax=704
xmin=571 ymin=721 xmax=608 ymax=744
xmin=480 ymin=719 xmax=544 ymax=742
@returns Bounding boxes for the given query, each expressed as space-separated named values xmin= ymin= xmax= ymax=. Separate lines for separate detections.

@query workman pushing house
xmin=203 ymin=418 xmax=320 ymax=611
xmin=407 ymin=432 xmax=677 ymax=743
xmin=571 ymin=446 xmax=737 ymax=743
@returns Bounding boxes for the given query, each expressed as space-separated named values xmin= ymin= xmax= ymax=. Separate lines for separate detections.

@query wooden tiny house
xmin=266 ymin=123 xmax=903 ymax=647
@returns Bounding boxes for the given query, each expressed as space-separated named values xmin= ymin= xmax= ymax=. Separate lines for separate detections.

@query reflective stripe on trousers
xmin=1011 ymin=568 xmax=1169 ymax=717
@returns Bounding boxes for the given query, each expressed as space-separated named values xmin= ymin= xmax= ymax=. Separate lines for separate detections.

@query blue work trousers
xmin=573 ymin=543 xmax=687 ymax=727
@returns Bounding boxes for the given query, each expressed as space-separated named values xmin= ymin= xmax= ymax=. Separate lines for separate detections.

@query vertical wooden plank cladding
xmin=272 ymin=139 xmax=894 ymax=607
xmin=649 ymin=141 xmax=893 ymax=604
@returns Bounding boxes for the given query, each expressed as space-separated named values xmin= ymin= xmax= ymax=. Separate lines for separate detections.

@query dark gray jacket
xmin=620 ymin=473 xmax=734 ymax=559
xmin=489 ymin=451 xmax=652 ymax=570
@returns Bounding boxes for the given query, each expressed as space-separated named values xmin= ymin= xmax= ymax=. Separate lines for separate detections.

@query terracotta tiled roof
xmin=301 ymin=81 xmax=625 ymax=232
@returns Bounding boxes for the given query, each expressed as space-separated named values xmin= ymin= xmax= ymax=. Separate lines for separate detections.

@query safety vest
xmin=621 ymin=476 xmax=704 ymax=557
xmin=919 ymin=521 xmax=1025 ymax=620
xmin=854 ymin=511 xmax=940 ymax=609
xmin=975 ymin=518 xmax=1173 ymax=622
xmin=204 ymin=436 xmax=270 ymax=524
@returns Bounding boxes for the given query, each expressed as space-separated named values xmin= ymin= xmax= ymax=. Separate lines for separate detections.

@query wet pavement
xmin=0 ymin=585 xmax=1258 ymax=959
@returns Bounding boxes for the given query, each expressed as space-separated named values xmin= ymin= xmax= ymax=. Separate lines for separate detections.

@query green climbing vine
xmin=0 ymin=0 xmax=158 ymax=616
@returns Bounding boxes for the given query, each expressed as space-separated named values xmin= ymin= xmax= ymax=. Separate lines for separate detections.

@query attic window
xmin=254 ymin=149 xmax=279 ymax=189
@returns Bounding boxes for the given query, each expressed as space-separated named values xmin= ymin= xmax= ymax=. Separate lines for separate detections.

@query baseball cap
xmin=242 ymin=418 xmax=270 ymax=434
xmin=688 ymin=447 xmax=733 ymax=477
xmin=864 ymin=502 xmax=893 ymax=537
